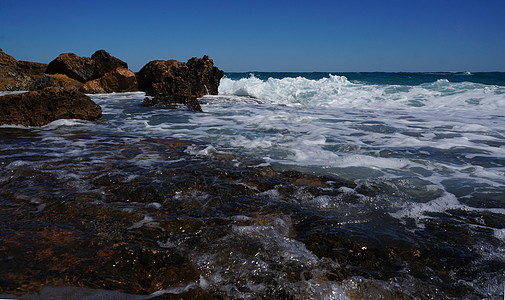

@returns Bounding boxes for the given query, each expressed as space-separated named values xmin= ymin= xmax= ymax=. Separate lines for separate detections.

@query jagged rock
xmin=45 ymin=50 xmax=128 ymax=83
xmin=186 ymin=55 xmax=224 ymax=96
xmin=30 ymin=74 xmax=84 ymax=91
xmin=0 ymin=87 xmax=102 ymax=126
xmin=80 ymin=67 xmax=138 ymax=94
xmin=0 ymin=48 xmax=47 ymax=91
xmin=137 ymin=55 xmax=224 ymax=111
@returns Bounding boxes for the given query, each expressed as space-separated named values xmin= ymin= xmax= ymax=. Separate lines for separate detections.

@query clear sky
xmin=1 ymin=0 xmax=504 ymax=72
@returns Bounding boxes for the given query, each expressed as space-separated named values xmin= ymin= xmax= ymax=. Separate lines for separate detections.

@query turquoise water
xmin=226 ymin=72 xmax=505 ymax=86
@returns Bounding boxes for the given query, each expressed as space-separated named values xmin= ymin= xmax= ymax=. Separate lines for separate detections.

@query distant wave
xmin=218 ymin=74 xmax=505 ymax=110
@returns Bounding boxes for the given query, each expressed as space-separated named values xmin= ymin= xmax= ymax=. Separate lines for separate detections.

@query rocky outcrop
xmin=81 ymin=67 xmax=138 ymax=94
xmin=45 ymin=50 xmax=128 ymax=83
xmin=30 ymin=74 xmax=84 ymax=91
xmin=137 ymin=55 xmax=224 ymax=111
xmin=0 ymin=49 xmax=47 ymax=91
xmin=186 ymin=56 xmax=224 ymax=96
xmin=0 ymin=87 xmax=102 ymax=126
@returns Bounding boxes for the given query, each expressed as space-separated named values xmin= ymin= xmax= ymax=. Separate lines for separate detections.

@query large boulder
xmin=45 ymin=50 xmax=128 ymax=83
xmin=137 ymin=55 xmax=224 ymax=111
xmin=0 ymin=48 xmax=47 ymax=91
xmin=0 ymin=87 xmax=102 ymax=126
xmin=81 ymin=67 xmax=138 ymax=94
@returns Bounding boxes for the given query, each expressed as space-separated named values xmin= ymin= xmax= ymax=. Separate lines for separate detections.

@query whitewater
xmin=1 ymin=72 xmax=505 ymax=299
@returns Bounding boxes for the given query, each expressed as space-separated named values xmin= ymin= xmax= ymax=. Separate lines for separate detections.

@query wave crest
xmin=218 ymin=74 xmax=351 ymax=105
xmin=217 ymin=74 xmax=505 ymax=110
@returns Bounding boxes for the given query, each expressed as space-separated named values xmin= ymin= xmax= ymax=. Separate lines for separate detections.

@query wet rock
xmin=137 ymin=55 xmax=224 ymax=111
xmin=0 ymin=87 xmax=102 ymax=126
xmin=185 ymin=56 xmax=224 ymax=97
xmin=0 ymin=48 xmax=47 ymax=91
xmin=81 ymin=67 xmax=138 ymax=94
xmin=45 ymin=50 xmax=128 ymax=83
xmin=30 ymin=74 xmax=84 ymax=91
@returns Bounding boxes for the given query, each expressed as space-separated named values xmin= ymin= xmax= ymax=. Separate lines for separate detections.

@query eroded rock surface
xmin=0 ymin=49 xmax=47 ymax=91
xmin=137 ymin=55 xmax=224 ymax=111
xmin=0 ymin=87 xmax=102 ymax=126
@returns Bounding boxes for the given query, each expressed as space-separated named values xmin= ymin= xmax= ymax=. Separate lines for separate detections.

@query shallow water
xmin=1 ymin=73 xmax=505 ymax=299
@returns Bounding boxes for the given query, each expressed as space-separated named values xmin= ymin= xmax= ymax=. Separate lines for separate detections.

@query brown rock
xmin=45 ymin=50 xmax=128 ymax=83
xmin=137 ymin=55 xmax=224 ymax=111
xmin=186 ymin=55 xmax=224 ymax=96
xmin=90 ymin=50 xmax=128 ymax=80
xmin=17 ymin=60 xmax=47 ymax=76
xmin=0 ymin=48 xmax=47 ymax=91
xmin=80 ymin=67 xmax=138 ymax=94
xmin=44 ymin=53 xmax=93 ymax=83
xmin=0 ymin=87 xmax=102 ymax=126
xmin=30 ymin=74 xmax=84 ymax=91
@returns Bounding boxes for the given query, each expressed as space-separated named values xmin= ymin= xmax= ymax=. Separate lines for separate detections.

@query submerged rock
xmin=0 ymin=87 xmax=102 ymax=126
xmin=137 ymin=55 xmax=224 ymax=111
xmin=0 ymin=48 xmax=47 ymax=91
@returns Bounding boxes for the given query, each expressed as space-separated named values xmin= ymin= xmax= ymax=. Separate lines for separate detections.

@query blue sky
xmin=1 ymin=0 xmax=504 ymax=72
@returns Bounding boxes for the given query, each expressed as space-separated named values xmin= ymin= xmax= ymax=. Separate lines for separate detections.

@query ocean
xmin=1 ymin=72 xmax=505 ymax=299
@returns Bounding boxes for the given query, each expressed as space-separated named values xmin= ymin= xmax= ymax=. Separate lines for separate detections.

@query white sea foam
xmin=128 ymin=215 xmax=161 ymax=230
xmin=218 ymin=74 xmax=505 ymax=111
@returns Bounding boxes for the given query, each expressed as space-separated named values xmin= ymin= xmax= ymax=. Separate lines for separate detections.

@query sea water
xmin=1 ymin=72 xmax=505 ymax=299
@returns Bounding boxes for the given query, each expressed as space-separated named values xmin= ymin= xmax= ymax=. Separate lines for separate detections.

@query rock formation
xmin=0 ymin=48 xmax=47 ymax=91
xmin=137 ymin=55 xmax=224 ymax=111
xmin=0 ymin=87 xmax=102 ymax=126
xmin=81 ymin=67 xmax=137 ymax=94
xmin=43 ymin=50 xmax=137 ymax=93
xmin=45 ymin=50 xmax=128 ymax=83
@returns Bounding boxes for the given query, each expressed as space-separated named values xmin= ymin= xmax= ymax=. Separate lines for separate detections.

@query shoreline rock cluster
xmin=0 ymin=48 xmax=224 ymax=126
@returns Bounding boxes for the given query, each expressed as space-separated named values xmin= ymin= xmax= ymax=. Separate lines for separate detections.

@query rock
xmin=80 ymin=67 xmax=138 ymax=94
xmin=0 ymin=48 xmax=47 ymax=91
xmin=90 ymin=50 xmax=128 ymax=80
xmin=44 ymin=53 xmax=93 ymax=83
xmin=186 ymin=55 xmax=224 ymax=96
xmin=45 ymin=50 xmax=128 ymax=83
xmin=137 ymin=55 xmax=224 ymax=111
xmin=0 ymin=87 xmax=102 ymax=126
xmin=16 ymin=60 xmax=47 ymax=77
xmin=30 ymin=74 xmax=84 ymax=91
xmin=43 ymin=50 xmax=137 ymax=94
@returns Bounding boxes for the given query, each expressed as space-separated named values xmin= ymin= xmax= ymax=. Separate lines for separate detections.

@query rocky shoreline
xmin=0 ymin=49 xmax=224 ymax=125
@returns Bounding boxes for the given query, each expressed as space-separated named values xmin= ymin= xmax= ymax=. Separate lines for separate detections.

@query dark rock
xmin=0 ymin=87 xmax=102 ymax=126
xmin=81 ymin=67 xmax=138 ymax=94
xmin=186 ymin=55 xmax=224 ymax=96
xmin=30 ymin=74 xmax=84 ymax=91
xmin=45 ymin=50 xmax=129 ymax=83
xmin=90 ymin=50 xmax=128 ymax=80
xmin=137 ymin=55 xmax=224 ymax=111
xmin=44 ymin=53 xmax=94 ymax=83
xmin=0 ymin=48 xmax=47 ymax=91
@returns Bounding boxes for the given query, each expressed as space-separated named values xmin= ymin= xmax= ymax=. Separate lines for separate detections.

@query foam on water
xmin=218 ymin=74 xmax=505 ymax=110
